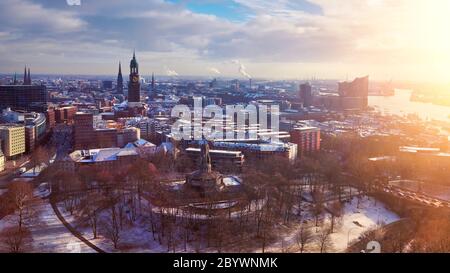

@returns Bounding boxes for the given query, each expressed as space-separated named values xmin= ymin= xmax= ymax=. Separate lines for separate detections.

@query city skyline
xmin=1 ymin=0 xmax=450 ymax=83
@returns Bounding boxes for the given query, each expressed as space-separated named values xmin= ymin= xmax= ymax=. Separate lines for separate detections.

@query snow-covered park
xmin=0 ymin=199 xmax=95 ymax=253
xmin=265 ymin=196 xmax=400 ymax=253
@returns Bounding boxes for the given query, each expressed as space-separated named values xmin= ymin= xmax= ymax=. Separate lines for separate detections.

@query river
xmin=369 ymin=89 xmax=450 ymax=124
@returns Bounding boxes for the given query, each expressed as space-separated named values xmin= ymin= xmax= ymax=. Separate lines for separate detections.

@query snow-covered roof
xmin=157 ymin=142 xmax=174 ymax=154
xmin=124 ymin=139 xmax=157 ymax=149
xmin=70 ymin=147 xmax=138 ymax=163
xmin=212 ymin=141 xmax=294 ymax=152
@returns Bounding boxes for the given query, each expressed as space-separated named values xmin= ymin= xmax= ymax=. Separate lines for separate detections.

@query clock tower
xmin=128 ymin=50 xmax=141 ymax=107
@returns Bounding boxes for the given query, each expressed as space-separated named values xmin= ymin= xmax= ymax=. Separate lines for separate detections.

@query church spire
xmin=23 ymin=66 xmax=27 ymax=85
xmin=130 ymin=50 xmax=139 ymax=74
xmin=151 ymin=72 xmax=155 ymax=91
xmin=27 ymin=68 xmax=31 ymax=85
xmin=117 ymin=61 xmax=123 ymax=94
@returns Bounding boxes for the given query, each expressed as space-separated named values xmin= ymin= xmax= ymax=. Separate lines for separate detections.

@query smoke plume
xmin=232 ymin=60 xmax=251 ymax=79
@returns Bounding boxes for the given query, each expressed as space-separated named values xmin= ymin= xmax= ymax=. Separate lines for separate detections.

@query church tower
xmin=23 ymin=66 xmax=31 ymax=85
xmin=128 ymin=50 xmax=141 ymax=107
xmin=117 ymin=62 xmax=123 ymax=94
xmin=150 ymin=72 xmax=156 ymax=98
xmin=23 ymin=66 xmax=27 ymax=85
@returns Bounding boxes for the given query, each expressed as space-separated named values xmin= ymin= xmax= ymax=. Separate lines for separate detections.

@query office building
xmin=96 ymin=128 xmax=118 ymax=148
xmin=299 ymin=83 xmax=313 ymax=107
xmin=0 ymin=85 xmax=48 ymax=112
xmin=25 ymin=125 xmax=36 ymax=153
xmin=55 ymin=106 xmax=78 ymax=124
xmin=0 ymin=124 xmax=26 ymax=159
xmin=290 ymin=126 xmax=321 ymax=157
xmin=212 ymin=141 xmax=298 ymax=163
xmin=74 ymin=112 xmax=95 ymax=150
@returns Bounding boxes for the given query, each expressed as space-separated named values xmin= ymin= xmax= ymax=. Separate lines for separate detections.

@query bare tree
xmin=316 ymin=226 xmax=333 ymax=253
xmin=311 ymin=189 xmax=324 ymax=227
xmin=329 ymin=201 xmax=344 ymax=233
xmin=30 ymin=146 xmax=51 ymax=175
xmin=100 ymin=192 xmax=121 ymax=249
xmin=80 ymin=192 xmax=103 ymax=239
xmin=7 ymin=181 xmax=33 ymax=230
xmin=101 ymin=210 xmax=121 ymax=249
xmin=295 ymin=224 xmax=314 ymax=253
xmin=0 ymin=226 xmax=32 ymax=253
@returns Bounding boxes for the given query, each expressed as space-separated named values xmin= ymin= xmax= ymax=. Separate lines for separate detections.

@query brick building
xmin=289 ymin=126 xmax=321 ymax=157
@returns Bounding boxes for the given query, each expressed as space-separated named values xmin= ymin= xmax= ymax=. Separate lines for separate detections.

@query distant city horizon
xmin=0 ymin=71 xmax=447 ymax=86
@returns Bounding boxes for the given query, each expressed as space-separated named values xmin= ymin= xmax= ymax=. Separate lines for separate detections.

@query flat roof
xmin=185 ymin=147 xmax=242 ymax=155
xmin=293 ymin=126 xmax=319 ymax=131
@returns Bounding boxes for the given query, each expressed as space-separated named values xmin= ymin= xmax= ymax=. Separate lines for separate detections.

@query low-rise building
xmin=68 ymin=147 xmax=139 ymax=171
xmin=185 ymin=147 xmax=244 ymax=171
xmin=212 ymin=141 xmax=297 ymax=163
xmin=55 ymin=106 xmax=77 ymax=124
xmin=117 ymin=127 xmax=140 ymax=147
xmin=96 ymin=128 xmax=118 ymax=148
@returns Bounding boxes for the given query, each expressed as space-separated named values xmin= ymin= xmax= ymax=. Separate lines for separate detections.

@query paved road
xmin=28 ymin=199 xmax=98 ymax=253
xmin=49 ymin=198 xmax=106 ymax=253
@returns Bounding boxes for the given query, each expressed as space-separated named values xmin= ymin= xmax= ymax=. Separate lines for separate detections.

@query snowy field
xmin=326 ymin=196 xmax=399 ymax=252
xmin=1 ymin=192 xmax=399 ymax=253
xmin=55 ymin=195 xmax=400 ymax=253
xmin=57 ymin=203 xmax=167 ymax=253
xmin=265 ymin=196 xmax=400 ymax=253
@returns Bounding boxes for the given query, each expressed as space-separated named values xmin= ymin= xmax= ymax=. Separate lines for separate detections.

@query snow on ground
xmin=0 ymin=199 xmax=96 ymax=253
xmin=265 ymin=195 xmax=400 ymax=253
xmin=57 ymin=203 xmax=168 ymax=253
xmin=326 ymin=196 xmax=400 ymax=252
xmin=28 ymin=200 xmax=96 ymax=253
xmin=51 ymin=195 xmax=399 ymax=253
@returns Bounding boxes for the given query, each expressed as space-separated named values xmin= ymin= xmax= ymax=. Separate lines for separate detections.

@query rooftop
xmin=70 ymin=147 xmax=138 ymax=163
xmin=186 ymin=147 xmax=243 ymax=155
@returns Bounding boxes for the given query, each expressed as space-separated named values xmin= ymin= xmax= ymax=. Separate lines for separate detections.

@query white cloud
xmin=0 ymin=0 xmax=449 ymax=81
xmin=0 ymin=0 xmax=85 ymax=33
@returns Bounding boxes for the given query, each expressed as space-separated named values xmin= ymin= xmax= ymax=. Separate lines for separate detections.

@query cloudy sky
xmin=0 ymin=0 xmax=449 ymax=82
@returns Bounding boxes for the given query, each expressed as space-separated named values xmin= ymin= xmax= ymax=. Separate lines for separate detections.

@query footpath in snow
xmin=0 ymin=199 xmax=96 ymax=253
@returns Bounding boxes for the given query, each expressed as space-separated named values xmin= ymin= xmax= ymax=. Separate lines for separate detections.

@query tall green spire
xmin=130 ymin=50 xmax=139 ymax=74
